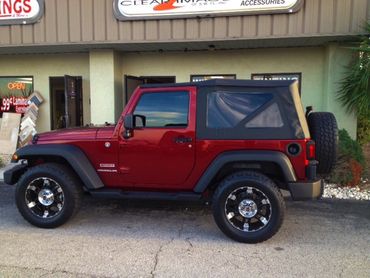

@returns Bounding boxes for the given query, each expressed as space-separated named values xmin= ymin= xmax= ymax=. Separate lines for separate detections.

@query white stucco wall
xmin=0 ymin=53 xmax=90 ymax=132
xmin=0 ymin=46 xmax=357 ymax=138
xmin=121 ymin=46 xmax=356 ymax=137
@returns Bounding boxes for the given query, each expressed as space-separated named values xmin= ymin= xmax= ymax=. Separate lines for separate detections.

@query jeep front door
xmin=118 ymin=87 xmax=196 ymax=189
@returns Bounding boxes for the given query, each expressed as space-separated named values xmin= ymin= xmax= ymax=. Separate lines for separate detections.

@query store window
xmin=251 ymin=73 xmax=302 ymax=94
xmin=134 ymin=91 xmax=189 ymax=128
xmin=0 ymin=76 xmax=33 ymax=117
xmin=191 ymin=74 xmax=236 ymax=82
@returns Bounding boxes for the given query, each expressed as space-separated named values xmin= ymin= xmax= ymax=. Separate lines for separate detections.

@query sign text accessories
xmin=114 ymin=0 xmax=304 ymax=21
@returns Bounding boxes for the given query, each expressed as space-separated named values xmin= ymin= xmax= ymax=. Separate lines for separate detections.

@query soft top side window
xmin=245 ymin=102 xmax=284 ymax=128
xmin=207 ymin=91 xmax=273 ymax=128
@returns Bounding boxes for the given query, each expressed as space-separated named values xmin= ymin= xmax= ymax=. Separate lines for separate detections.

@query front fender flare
xmin=12 ymin=144 xmax=104 ymax=189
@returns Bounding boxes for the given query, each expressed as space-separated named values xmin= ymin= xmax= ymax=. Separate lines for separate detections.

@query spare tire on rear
xmin=307 ymin=112 xmax=338 ymax=176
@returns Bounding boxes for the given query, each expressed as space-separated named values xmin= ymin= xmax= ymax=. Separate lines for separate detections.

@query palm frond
xmin=338 ymin=21 xmax=370 ymax=118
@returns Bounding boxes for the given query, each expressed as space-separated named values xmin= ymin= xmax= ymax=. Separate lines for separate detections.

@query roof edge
xmin=139 ymin=79 xmax=297 ymax=89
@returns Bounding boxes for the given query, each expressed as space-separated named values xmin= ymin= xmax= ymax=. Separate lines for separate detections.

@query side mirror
xmin=123 ymin=114 xmax=134 ymax=139
xmin=123 ymin=114 xmax=147 ymax=139
xmin=124 ymin=114 xmax=134 ymax=130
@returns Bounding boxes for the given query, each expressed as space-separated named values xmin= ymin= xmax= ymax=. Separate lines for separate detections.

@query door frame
xmin=49 ymin=76 xmax=63 ymax=130
xmin=49 ymin=76 xmax=83 ymax=130
xmin=124 ymin=75 xmax=143 ymax=104
xmin=124 ymin=75 xmax=176 ymax=104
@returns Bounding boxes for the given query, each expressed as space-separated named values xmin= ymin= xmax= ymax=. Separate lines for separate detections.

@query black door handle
xmin=174 ymin=137 xmax=193 ymax=144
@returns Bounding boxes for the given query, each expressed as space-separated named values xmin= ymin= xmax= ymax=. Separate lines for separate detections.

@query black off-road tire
xmin=212 ymin=171 xmax=285 ymax=243
xmin=15 ymin=163 xmax=83 ymax=228
xmin=307 ymin=112 xmax=338 ymax=175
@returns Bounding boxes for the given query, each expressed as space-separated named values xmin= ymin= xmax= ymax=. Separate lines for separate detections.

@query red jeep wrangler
xmin=4 ymin=80 xmax=337 ymax=243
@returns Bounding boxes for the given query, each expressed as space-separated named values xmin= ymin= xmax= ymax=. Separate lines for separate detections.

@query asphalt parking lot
xmin=0 ymin=182 xmax=369 ymax=278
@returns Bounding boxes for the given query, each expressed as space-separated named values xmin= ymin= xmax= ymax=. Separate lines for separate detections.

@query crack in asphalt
xmin=150 ymin=238 xmax=175 ymax=278
xmin=150 ymin=223 xmax=185 ymax=278
xmin=0 ymin=264 xmax=112 ymax=278
xmin=225 ymin=259 xmax=242 ymax=270
xmin=185 ymin=237 xmax=194 ymax=253
xmin=231 ymin=253 xmax=249 ymax=261
xmin=338 ymin=264 xmax=351 ymax=278
xmin=39 ymin=270 xmax=67 ymax=278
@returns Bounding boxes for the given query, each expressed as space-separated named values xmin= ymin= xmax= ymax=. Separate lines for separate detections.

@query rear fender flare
xmin=193 ymin=151 xmax=296 ymax=193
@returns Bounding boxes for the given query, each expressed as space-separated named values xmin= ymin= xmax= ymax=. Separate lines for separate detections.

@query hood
xmin=36 ymin=127 xmax=101 ymax=143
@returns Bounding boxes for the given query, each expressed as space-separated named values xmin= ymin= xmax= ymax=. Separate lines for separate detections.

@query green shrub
xmin=329 ymin=129 xmax=366 ymax=186
xmin=357 ymin=115 xmax=370 ymax=146
xmin=337 ymin=22 xmax=369 ymax=153
xmin=0 ymin=157 xmax=4 ymax=168
xmin=337 ymin=22 xmax=369 ymax=120
xmin=339 ymin=130 xmax=365 ymax=166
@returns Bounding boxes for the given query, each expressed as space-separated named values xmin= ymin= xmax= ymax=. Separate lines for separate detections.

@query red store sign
xmin=0 ymin=0 xmax=44 ymax=25
xmin=1 ymin=96 xmax=28 ymax=114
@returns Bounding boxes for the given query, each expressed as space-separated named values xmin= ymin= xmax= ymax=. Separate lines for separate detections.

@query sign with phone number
xmin=0 ymin=76 xmax=33 ymax=116
xmin=1 ymin=96 xmax=28 ymax=114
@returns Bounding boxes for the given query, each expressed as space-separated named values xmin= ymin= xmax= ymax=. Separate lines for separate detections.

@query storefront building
xmin=0 ymin=0 xmax=369 ymax=137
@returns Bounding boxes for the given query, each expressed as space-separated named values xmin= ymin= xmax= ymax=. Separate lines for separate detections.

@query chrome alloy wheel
xmin=25 ymin=177 xmax=65 ymax=219
xmin=225 ymin=186 xmax=272 ymax=232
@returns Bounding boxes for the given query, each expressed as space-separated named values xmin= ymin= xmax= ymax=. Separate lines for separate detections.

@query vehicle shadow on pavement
xmin=1 ymin=184 xmax=370 ymax=278
xmin=75 ymin=194 xmax=370 ymax=242
xmin=1 ymin=183 xmax=369 ymax=246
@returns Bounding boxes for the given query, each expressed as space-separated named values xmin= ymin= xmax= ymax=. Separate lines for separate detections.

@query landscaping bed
xmin=323 ymin=182 xmax=370 ymax=201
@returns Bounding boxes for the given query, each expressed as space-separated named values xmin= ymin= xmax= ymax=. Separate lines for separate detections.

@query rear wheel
xmin=212 ymin=171 xmax=285 ymax=243
xmin=15 ymin=163 xmax=82 ymax=228
xmin=307 ymin=112 xmax=338 ymax=175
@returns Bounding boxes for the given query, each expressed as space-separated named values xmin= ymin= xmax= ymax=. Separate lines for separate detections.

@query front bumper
xmin=3 ymin=163 xmax=27 ymax=185
xmin=288 ymin=179 xmax=323 ymax=201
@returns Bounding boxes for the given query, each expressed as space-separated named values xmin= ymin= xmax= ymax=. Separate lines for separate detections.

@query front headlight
xmin=11 ymin=153 xmax=19 ymax=162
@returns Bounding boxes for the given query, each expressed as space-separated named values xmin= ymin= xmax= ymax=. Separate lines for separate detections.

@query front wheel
xmin=15 ymin=163 xmax=82 ymax=228
xmin=212 ymin=171 xmax=285 ymax=243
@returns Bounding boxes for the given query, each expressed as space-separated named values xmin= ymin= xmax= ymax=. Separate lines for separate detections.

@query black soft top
xmin=140 ymin=79 xmax=296 ymax=89
xmin=141 ymin=79 xmax=310 ymax=140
